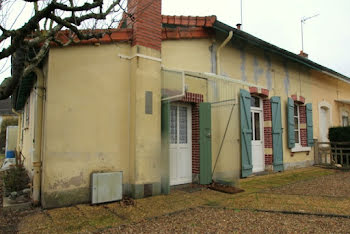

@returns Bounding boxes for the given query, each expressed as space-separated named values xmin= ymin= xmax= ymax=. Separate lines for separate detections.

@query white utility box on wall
xmin=91 ymin=171 xmax=123 ymax=204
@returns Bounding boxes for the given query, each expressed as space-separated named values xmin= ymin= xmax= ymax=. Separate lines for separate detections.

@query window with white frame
xmin=294 ymin=104 xmax=301 ymax=144
xmin=250 ymin=96 xmax=262 ymax=141
xmin=342 ymin=111 xmax=349 ymax=127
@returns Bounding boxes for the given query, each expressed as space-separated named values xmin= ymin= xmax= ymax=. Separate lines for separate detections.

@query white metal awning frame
xmin=335 ymin=99 xmax=350 ymax=105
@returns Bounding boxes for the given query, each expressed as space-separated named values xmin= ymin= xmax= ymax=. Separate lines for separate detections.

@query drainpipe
xmin=12 ymin=109 xmax=22 ymax=156
xmin=216 ymin=31 xmax=233 ymax=75
xmin=32 ymin=68 xmax=45 ymax=205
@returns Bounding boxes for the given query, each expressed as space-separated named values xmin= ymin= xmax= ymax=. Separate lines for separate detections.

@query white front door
xmin=169 ymin=104 xmax=192 ymax=186
xmin=251 ymin=96 xmax=264 ymax=173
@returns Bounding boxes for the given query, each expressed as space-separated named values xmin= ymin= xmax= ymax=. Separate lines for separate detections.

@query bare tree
xmin=0 ymin=0 xmax=128 ymax=100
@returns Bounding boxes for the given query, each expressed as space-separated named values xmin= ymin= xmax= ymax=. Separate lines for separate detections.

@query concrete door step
xmin=3 ymin=196 xmax=32 ymax=211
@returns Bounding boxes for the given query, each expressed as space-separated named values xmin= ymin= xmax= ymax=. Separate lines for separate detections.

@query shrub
xmin=2 ymin=165 xmax=30 ymax=193
xmin=328 ymin=126 xmax=350 ymax=142
xmin=329 ymin=127 xmax=350 ymax=166
xmin=0 ymin=117 xmax=18 ymax=153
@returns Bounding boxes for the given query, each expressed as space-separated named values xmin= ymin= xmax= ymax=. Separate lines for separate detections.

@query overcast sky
xmin=163 ymin=0 xmax=350 ymax=77
xmin=0 ymin=0 xmax=349 ymax=81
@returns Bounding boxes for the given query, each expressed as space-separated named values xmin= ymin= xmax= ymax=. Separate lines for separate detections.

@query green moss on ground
xmin=15 ymin=167 xmax=346 ymax=233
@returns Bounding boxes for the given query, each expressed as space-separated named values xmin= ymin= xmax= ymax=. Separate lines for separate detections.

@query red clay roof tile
xmin=161 ymin=15 xmax=217 ymax=27
xmin=162 ymin=27 xmax=214 ymax=40
xmin=52 ymin=15 xmax=216 ymax=46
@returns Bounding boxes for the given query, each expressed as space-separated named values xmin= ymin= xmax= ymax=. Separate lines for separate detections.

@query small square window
xmin=251 ymin=96 xmax=260 ymax=108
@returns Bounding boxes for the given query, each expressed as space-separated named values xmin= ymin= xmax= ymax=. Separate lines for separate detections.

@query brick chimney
xmin=127 ymin=0 xmax=162 ymax=51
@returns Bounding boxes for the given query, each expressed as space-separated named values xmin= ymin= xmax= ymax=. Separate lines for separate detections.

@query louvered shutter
xmin=240 ymin=89 xmax=252 ymax=177
xmin=287 ymin=97 xmax=295 ymax=149
xmin=271 ymin=96 xmax=284 ymax=171
xmin=199 ymin=102 xmax=212 ymax=184
xmin=161 ymin=101 xmax=170 ymax=194
xmin=306 ymin=103 xmax=314 ymax=146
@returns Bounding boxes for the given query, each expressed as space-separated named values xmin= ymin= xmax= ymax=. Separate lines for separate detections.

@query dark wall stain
xmin=240 ymin=48 xmax=247 ymax=81
xmin=209 ymin=44 xmax=217 ymax=74
xmin=253 ymin=56 xmax=264 ymax=84
xmin=42 ymin=187 xmax=90 ymax=208
xmin=264 ymin=53 xmax=273 ymax=90
xmin=49 ymin=172 xmax=85 ymax=190
xmin=283 ymin=62 xmax=290 ymax=95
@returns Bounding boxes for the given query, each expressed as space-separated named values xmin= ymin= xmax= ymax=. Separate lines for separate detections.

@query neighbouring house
xmin=12 ymin=0 xmax=350 ymax=208
xmin=0 ymin=98 xmax=16 ymax=123
xmin=0 ymin=98 xmax=17 ymax=153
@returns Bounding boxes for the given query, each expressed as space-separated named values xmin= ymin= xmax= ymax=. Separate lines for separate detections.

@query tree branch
xmin=0 ymin=0 xmax=123 ymax=100
xmin=0 ymin=0 xmax=116 ymax=60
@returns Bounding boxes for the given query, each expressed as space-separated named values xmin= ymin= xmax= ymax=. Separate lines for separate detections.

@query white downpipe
xmin=216 ymin=31 xmax=233 ymax=75
xmin=32 ymin=68 xmax=45 ymax=205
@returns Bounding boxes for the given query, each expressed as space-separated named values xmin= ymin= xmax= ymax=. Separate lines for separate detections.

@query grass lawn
xmin=2 ymin=166 xmax=349 ymax=233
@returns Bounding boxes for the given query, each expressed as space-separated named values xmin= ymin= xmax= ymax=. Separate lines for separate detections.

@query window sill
xmin=291 ymin=146 xmax=311 ymax=152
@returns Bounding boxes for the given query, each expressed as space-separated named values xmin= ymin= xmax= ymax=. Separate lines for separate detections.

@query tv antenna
xmin=301 ymin=14 xmax=319 ymax=52
xmin=240 ymin=0 xmax=243 ymax=29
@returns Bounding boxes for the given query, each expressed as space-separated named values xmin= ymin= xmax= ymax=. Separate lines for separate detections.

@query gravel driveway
xmin=1 ymin=167 xmax=349 ymax=233
xmin=107 ymin=207 xmax=350 ymax=233
xmin=266 ymin=170 xmax=350 ymax=197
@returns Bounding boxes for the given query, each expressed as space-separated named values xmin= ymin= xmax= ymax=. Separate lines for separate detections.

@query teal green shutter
xmin=271 ymin=96 xmax=284 ymax=172
xmin=306 ymin=103 xmax=314 ymax=146
xmin=199 ymin=102 xmax=212 ymax=185
xmin=161 ymin=101 xmax=170 ymax=194
xmin=287 ymin=97 xmax=295 ymax=149
xmin=240 ymin=89 xmax=252 ymax=178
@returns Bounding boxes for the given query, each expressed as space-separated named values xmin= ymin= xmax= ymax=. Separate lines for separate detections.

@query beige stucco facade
xmin=162 ymin=38 xmax=350 ymax=177
xmin=21 ymin=90 xmax=36 ymax=175
xmin=17 ymin=35 xmax=350 ymax=208
xmin=41 ymin=43 xmax=132 ymax=207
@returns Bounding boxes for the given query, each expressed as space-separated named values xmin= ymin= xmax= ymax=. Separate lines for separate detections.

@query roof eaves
xmin=12 ymin=72 xmax=36 ymax=111
xmin=213 ymin=20 xmax=350 ymax=81
xmin=162 ymin=15 xmax=217 ymax=28
xmin=52 ymin=28 xmax=132 ymax=47
xmin=162 ymin=27 xmax=213 ymax=40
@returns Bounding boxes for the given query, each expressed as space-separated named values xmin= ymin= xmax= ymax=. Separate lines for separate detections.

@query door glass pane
xmin=179 ymin=106 xmax=187 ymax=144
xmin=251 ymin=113 xmax=254 ymax=140
xmin=254 ymin=112 xmax=260 ymax=140
xmin=170 ymin=106 xmax=177 ymax=144
xmin=295 ymin=131 xmax=299 ymax=143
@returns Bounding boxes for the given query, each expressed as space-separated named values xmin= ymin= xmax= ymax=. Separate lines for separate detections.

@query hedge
xmin=0 ymin=117 xmax=18 ymax=153
xmin=328 ymin=126 xmax=350 ymax=142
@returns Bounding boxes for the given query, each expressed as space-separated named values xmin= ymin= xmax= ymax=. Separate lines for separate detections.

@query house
xmin=12 ymin=0 xmax=350 ymax=208
xmin=0 ymin=98 xmax=17 ymax=131
xmin=0 ymin=98 xmax=17 ymax=153
xmin=0 ymin=98 xmax=16 ymax=123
